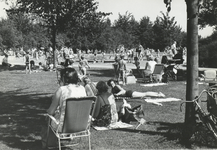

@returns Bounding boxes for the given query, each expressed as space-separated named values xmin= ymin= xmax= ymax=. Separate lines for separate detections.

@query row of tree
xmin=0 ymin=0 xmax=187 ymax=55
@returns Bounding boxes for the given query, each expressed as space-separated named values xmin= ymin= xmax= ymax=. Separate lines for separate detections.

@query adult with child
xmin=92 ymin=81 xmax=118 ymax=127
xmin=83 ymin=76 xmax=98 ymax=96
xmin=107 ymin=79 xmax=165 ymax=98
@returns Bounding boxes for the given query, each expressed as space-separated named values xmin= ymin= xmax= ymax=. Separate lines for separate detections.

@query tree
xmin=137 ymin=16 xmax=155 ymax=49
xmin=113 ymin=12 xmax=139 ymax=49
xmin=152 ymin=12 xmax=183 ymax=50
xmin=198 ymin=0 xmax=217 ymax=29
xmin=164 ymin=0 xmax=199 ymax=146
xmin=7 ymin=0 xmax=109 ymax=67
xmin=0 ymin=18 xmax=22 ymax=49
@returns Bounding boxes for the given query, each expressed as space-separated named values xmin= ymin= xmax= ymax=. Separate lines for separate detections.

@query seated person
xmin=142 ymin=56 xmax=157 ymax=82
xmin=38 ymin=62 xmax=43 ymax=70
xmin=161 ymin=55 xmax=168 ymax=65
xmin=92 ymin=81 xmax=118 ymax=126
xmin=83 ymin=76 xmax=98 ymax=96
xmin=107 ymin=79 xmax=165 ymax=98
xmin=64 ymin=58 xmax=74 ymax=68
xmin=171 ymin=50 xmax=184 ymax=64
xmin=2 ymin=54 xmax=11 ymax=69
xmin=30 ymin=60 xmax=35 ymax=70
xmin=134 ymin=56 xmax=140 ymax=70
xmin=47 ymin=68 xmax=87 ymax=131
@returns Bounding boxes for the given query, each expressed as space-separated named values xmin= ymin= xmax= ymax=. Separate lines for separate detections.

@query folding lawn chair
xmin=201 ymin=69 xmax=217 ymax=82
xmin=46 ymin=96 xmax=96 ymax=150
xmin=151 ymin=64 xmax=165 ymax=82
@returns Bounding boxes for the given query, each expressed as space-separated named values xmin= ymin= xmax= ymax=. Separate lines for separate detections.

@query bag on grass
xmin=121 ymin=105 xmax=144 ymax=123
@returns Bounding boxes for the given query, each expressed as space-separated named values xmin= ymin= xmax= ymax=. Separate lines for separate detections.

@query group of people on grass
xmin=43 ymin=67 xmax=166 ymax=147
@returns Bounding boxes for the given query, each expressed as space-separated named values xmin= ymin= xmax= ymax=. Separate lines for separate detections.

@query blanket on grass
xmin=92 ymin=121 xmax=133 ymax=131
xmin=145 ymin=97 xmax=181 ymax=106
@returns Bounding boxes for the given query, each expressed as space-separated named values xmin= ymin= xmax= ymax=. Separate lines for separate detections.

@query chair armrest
xmin=46 ymin=114 xmax=59 ymax=125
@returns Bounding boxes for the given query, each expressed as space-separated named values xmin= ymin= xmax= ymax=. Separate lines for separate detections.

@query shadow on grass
xmin=88 ymin=68 xmax=114 ymax=78
xmin=0 ymin=65 xmax=26 ymax=72
xmin=0 ymin=89 xmax=52 ymax=150
xmin=114 ymin=121 xmax=217 ymax=148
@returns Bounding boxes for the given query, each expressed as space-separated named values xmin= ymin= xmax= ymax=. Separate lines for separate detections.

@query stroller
xmin=161 ymin=54 xmax=184 ymax=82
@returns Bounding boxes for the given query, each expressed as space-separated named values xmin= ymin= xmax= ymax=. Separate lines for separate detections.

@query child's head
xmin=83 ymin=76 xmax=91 ymax=85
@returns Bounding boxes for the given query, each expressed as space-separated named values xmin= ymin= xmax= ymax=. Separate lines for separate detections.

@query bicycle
xmin=180 ymin=85 xmax=217 ymax=140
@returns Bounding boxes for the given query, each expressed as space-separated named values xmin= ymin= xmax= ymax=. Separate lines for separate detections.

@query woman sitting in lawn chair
xmin=107 ymin=79 xmax=165 ymax=98
xmin=42 ymin=68 xmax=87 ymax=148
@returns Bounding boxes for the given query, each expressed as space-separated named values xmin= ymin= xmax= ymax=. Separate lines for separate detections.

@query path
xmin=1 ymin=55 xmax=217 ymax=72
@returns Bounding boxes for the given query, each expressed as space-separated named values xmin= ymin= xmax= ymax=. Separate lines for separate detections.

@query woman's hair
xmin=107 ymin=79 xmax=116 ymax=87
xmin=64 ymin=68 xmax=79 ymax=84
xmin=96 ymin=81 xmax=108 ymax=94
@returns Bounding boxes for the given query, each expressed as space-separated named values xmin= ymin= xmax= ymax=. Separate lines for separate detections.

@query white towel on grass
xmin=92 ymin=121 xmax=133 ymax=131
xmin=144 ymin=97 xmax=181 ymax=106
xmin=140 ymin=83 xmax=167 ymax=87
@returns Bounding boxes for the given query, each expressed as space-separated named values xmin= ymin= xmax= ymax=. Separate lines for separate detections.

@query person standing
xmin=24 ymin=51 xmax=31 ymax=74
xmin=171 ymin=41 xmax=177 ymax=57
xmin=78 ymin=55 xmax=90 ymax=76
xmin=117 ymin=54 xmax=127 ymax=85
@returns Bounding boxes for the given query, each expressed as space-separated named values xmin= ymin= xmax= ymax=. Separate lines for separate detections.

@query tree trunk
xmin=52 ymin=25 xmax=57 ymax=68
xmin=183 ymin=0 xmax=199 ymax=146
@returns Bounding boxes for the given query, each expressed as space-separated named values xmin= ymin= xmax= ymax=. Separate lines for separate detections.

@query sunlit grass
xmin=0 ymin=66 xmax=216 ymax=149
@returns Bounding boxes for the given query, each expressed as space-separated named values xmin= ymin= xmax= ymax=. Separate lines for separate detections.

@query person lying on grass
xmin=107 ymin=79 xmax=165 ymax=98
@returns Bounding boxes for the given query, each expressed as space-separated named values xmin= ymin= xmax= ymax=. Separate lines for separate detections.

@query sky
xmin=0 ymin=0 xmax=214 ymax=38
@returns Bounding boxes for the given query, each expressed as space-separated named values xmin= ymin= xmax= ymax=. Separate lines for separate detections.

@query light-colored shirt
xmin=51 ymin=84 xmax=86 ymax=131
xmin=145 ymin=60 xmax=157 ymax=73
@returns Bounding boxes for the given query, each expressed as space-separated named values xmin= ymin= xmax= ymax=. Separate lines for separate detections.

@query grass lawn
xmin=0 ymin=65 xmax=216 ymax=150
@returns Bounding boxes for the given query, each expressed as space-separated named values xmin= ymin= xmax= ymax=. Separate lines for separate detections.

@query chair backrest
xmin=62 ymin=96 xmax=96 ymax=133
xmin=204 ymin=70 xmax=216 ymax=80
xmin=152 ymin=64 xmax=164 ymax=75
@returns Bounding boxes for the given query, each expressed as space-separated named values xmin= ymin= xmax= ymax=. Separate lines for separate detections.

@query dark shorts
xmin=125 ymin=90 xmax=133 ymax=97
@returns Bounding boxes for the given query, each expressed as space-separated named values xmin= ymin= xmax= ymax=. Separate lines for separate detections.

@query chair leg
xmin=88 ymin=135 xmax=91 ymax=150
xmin=58 ymin=138 xmax=61 ymax=150
xmin=135 ymin=123 xmax=142 ymax=130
